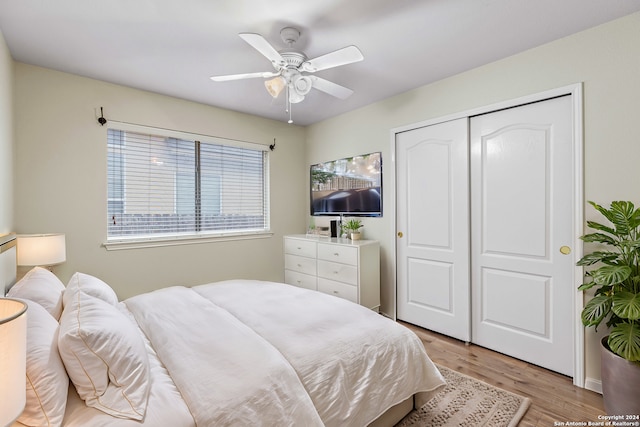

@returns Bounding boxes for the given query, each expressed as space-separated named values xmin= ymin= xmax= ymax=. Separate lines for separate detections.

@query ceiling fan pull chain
xmin=285 ymin=85 xmax=290 ymax=114
xmin=286 ymin=85 xmax=293 ymax=124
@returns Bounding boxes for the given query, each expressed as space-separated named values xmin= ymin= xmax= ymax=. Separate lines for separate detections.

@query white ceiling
xmin=1 ymin=0 xmax=639 ymax=126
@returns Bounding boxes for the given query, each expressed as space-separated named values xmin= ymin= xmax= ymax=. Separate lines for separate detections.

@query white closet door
xmin=396 ymin=118 xmax=470 ymax=342
xmin=470 ymin=96 xmax=574 ymax=376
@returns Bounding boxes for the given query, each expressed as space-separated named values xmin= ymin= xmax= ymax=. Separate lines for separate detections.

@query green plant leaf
xmin=612 ymin=291 xmax=640 ymax=320
xmin=343 ymin=219 xmax=362 ymax=231
xmin=586 ymin=220 xmax=617 ymax=236
xmin=581 ymin=294 xmax=612 ymax=328
xmin=589 ymin=201 xmax=615 ymax=224
xmin=591 ymin=265 xmax=631 ymax=286
xmin=610 ymin=201 xmax=640 ymax=235
xmin=578 ymin=281 xmax=597 ymax=291
xmin=576 ymin=251 xmax=620 ymax=266
xmin=608 ymin=322 xmax=640 ymax=362
xmin=580 ymin=233 xmax=617 ymax=245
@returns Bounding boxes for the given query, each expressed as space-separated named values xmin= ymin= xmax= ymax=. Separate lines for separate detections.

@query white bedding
xmin=60 ymin=302 xmax=194 ymax=427
xmin=192 ymin=280 xmax=445 ymax=426
xmin=19 ymin=279 xmax=445 ymax=427
xmin=125 ymin=285 xmax=324 ymax=427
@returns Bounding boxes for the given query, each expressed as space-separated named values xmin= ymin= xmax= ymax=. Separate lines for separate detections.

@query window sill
xmin=103 ymin=231 xmax=273 ymax=251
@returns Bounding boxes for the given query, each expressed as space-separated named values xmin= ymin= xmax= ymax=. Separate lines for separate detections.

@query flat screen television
xmin=310 ymin=152 xmax=382 ymax=217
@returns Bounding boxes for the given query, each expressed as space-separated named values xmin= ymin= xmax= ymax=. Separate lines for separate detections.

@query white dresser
xmin=284 ymin=234 xmax=380 ymax=310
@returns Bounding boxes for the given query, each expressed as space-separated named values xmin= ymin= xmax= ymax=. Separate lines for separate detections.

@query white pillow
xmin=58 ymin=290 xmax=150 ymax=420
xmin=18 ymin=299 xmax=68 ymax=427
xmin=64 ymin=272 xmax=118 ymax=307
xmin=8 ymin=267 xmax=65 ymax=320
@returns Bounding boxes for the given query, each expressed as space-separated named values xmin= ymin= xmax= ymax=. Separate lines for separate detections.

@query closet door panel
xmin=470 ymin=96 xmax=574 ymax=376
xmin=482 ymin=126 xmax=548 ymax=256
xmin=396 ymin=118 xmax=470 ymax=342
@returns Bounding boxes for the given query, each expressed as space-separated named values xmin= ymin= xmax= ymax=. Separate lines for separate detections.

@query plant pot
xmin=350 ymin=232 xmax=361 ymax=240
xmin=600 ymin=336 xmax=640 ymax=416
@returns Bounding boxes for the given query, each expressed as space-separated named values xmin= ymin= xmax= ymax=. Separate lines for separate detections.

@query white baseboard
xmin=585 ymin=377 xmax=602 ymax=394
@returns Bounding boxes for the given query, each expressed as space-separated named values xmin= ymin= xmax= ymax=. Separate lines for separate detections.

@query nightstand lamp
xmin=16 ymin=233 xmax=66 ymax=270
xmin=0 ymin=298 xmax=28 ymax=426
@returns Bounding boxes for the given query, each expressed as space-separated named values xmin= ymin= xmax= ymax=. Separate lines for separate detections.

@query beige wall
xmin=0 ymin=29 xmax=13 ymax=234
xmin=305 ymin=11 xmax=640 ymax=387
xmin=13 ymin=64 xmax=307 ymax=299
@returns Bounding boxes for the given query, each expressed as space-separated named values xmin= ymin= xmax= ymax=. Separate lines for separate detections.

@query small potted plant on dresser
xmin=343 ymin=219 xmax=363 ymax=240
xmin=577 ymin=201 xmax=640 ymax=416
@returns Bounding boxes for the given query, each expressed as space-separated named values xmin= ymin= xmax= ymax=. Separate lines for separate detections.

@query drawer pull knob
xmin=297 ymin=247 xmax=302 ymax=250
xmin=297 ymin=264 xmax=302 ymax=267
xmin=333 ymin=253 xmax=340 ymax=256
xmin=333 ymin=290 xmax=339 ymax=294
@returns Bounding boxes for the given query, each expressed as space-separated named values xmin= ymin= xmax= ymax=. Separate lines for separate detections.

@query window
xmin=106 ymin=124 xmax=270 ymax=247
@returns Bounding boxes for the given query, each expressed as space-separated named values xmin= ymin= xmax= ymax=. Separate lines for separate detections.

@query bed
xmin=4 ymin=254 xmax=445 ymax=426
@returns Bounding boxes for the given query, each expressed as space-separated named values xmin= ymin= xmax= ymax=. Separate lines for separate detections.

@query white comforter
xmin=125 ymin=284 xmax=323 ymax=426
xmin=125 ymin=280 xmax=445 ymax=427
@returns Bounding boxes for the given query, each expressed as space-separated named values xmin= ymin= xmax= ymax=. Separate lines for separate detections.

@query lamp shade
xmin=264 ymin=76 xmax=285 ymax=98
xmin=16 ymin=234 xmax=66 ymax=267
xmin=0 ymin=298 xmax=27 ymax=426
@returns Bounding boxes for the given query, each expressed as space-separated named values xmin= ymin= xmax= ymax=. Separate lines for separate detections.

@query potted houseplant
xmin=342 ymin=219 xmax=363 ymax=240
xmin=577 ymin=201 xmax=640 ymax=415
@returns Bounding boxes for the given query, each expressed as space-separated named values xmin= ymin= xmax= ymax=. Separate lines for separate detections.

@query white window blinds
xmin=107 ymin=126 xmax=270 ymax=242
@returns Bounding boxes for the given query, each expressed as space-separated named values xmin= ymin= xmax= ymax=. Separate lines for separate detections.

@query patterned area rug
xmin=396 ymin=365 xmax=531 ymax=427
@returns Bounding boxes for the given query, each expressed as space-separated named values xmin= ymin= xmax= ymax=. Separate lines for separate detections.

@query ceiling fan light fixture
xmin=265 ymin=76 xmax=285 ymax=98
xmin=288 ymin=89 xmax=305 ymax=104
xmin=292 ymin=75 xmax=313 ymax=96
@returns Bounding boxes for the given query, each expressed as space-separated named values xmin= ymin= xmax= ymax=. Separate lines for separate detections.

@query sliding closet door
xmin=469 ymin=96 xmax=574 ymax=376
xmin=396 ymin=118 xmax=470 ymax=342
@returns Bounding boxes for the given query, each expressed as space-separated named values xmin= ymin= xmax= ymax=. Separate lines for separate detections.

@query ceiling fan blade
xmin=210 ymin=71 xmax=280 ymax=82
xmin=239 ymin=33 xmax=286 ymax=68
xmin=311 ymin=76 xmax=354 ymax=99
xmin=302 ymin=45 xmax=364 ymax=73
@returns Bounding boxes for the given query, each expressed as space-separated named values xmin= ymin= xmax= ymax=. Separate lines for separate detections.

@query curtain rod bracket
xmin=269 ymin=138 xmax=276 ymax=151
xmin=98 ymin=107 xmax=107 ymax=126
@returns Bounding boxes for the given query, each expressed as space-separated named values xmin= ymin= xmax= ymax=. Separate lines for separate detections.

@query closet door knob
xmin=397 ymin=232 xmax=404 ymax=238
xmin=559 ymin=246 xmax=571 ymax=255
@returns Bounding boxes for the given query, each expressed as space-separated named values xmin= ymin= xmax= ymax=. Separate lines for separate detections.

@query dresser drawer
xmin=285 ymin=270 xmax=317 ymax=291
xmin=285 ymin=254 xmax=317 ymax=276
xmin=317 ymin=243 xmax=358 ymax=265
xmin=317 ymin=260 xmax=358 ymax=285
xmin=318 ymin=278 xmax=357 ymax=303
xmin=284 ymin=238 xmax=317 ymax=258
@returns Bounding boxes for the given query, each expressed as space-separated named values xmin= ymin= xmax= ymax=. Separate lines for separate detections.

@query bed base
xmin=369 ymin=389 xmax=439 ymax=427
xmin=369 ymin=395 xmax=413 ymax=426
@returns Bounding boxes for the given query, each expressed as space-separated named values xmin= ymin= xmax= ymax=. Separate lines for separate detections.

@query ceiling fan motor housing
xmin=280 ymin=50 xmax=307 ymax=68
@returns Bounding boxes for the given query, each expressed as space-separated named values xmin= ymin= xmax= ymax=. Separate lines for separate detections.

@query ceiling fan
xmin=210 ymin=27 xmax=364 ymax=123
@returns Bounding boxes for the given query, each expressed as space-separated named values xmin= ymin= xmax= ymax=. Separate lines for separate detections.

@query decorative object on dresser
xmin=342 ymin=218 xmax=363 ymax=240
xmin=283 ymin=234 xmax=380 ymax=310
xmin=16 ymin=233 xmax=66 ymax=270
xmin=0 ymin=297 xmax=28 ymax=426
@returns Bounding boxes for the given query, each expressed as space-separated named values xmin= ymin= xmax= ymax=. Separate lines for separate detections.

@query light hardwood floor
xmin=402 ymin=321 xmax=605 ymax=426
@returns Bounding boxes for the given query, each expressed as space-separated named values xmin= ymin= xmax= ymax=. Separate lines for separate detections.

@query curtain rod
xmin=95 ymin=106 xmax=276 ymax=151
